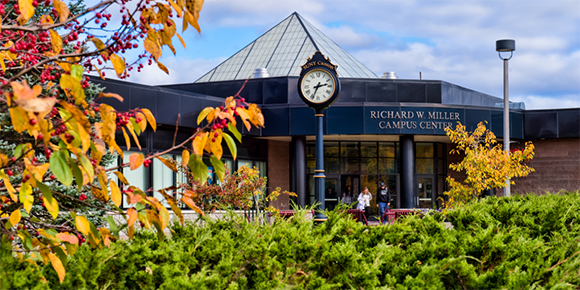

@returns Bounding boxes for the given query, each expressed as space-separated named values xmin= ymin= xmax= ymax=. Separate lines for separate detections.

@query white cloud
xmin=512 ymin=94 xmax=580 ymax=110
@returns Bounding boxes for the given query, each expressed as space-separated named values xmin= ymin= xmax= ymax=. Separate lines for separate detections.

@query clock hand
xmin=311 ymin=82 xmax=322 ymax=99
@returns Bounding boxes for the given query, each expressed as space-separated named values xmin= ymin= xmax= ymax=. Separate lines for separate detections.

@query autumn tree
xmin=0 ymin=0 xmax=266 ymax=283
xmin=443 ymin=122 xmax=535 ymax=208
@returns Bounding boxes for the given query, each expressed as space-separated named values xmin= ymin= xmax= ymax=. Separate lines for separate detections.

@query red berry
xmin=7 ymin=170 xmax=13 ymax=176
xmin=50 ymin=174 xmax=55 ymax=179
xmin=29 ymin=119 xmax=37 ymax=125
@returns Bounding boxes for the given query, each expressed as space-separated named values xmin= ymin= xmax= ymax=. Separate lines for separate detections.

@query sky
xmin=120 ymin=0 xmax=580 ymax=110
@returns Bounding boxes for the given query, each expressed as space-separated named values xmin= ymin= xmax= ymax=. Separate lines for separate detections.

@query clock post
xmin=297 ymin=51 xmax=341 ymax=223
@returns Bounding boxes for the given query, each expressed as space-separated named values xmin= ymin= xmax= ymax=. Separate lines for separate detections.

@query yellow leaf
xmin=52 ymin=0 xmax=70 ymax=23
xmin=109 ymin=54 xmax=125 ymax=77
xmin=9 ymin=106 xmax=30 ymax=133
xmin=9 ymin=210 xmax=21 ymax=228
xmin=197 ymin=107 xmax=213 ymax=125
xmin=156 ymin=156 xmax=177 ymax=172
xmin=128 ymin=224 xmax=135 ymax=240
xmin=181 ymin=150 xmax=190 ymax=167
xmin=209 ymin=130 xmax=223 ymax=159
xmin=19 ymin=183 xmax=33 ymax=213
xmin=0 ymin=171 xmax=18 ymax=202
xmin=129 ymin=153 xmax=144 ymax=171
xmin=97 ymin=170 xmax=109 ymax=201
xmin=127 ymin=207 xmax=137 ymax=227
xmin=144 ymin=37 xmax=161 ymax=61
xmin=39 ymin=15 xmax=54 ymax=24
xmin=59 ymin=74 xmax=85 ymax=105
xmin=168 ymin=0 xmax=182 ymax=17
xmin=121 ymin=127 xmax=131 ymax=150
xmin=236 ymin=108 xmax=252 ymax=131
xmin=141 ymin=108 xmax=156 ymax=131
xmin=176 ymin=33 xmax=187 ymax=49
xmin=192 ymin=132 xmax=208 ymax=156
xmin=110 ymin=180 xmax=121 ymax=207
xmin=113 ymin=171 xmax=130 ymax=185
xmin=48 ymin=253 xmax=66 ymax=283
xmin=125 ymin=122 xmax=141 ymax=150
xmin=18 ymin=0 xmax=35 ymax=23
xmin=136 ymin=112 xmax=147 ymax=132
xmin=184 ymin=11 xmax=200 ymax=33
xmin=56 ymin=233 xmax=78 ymax=244
xmin=75 ymin=215 xmax=90 ymax=236
xmin=49 ymin=30 xmax=62 ymax=55
xmin=11 ymin=80 xmax=42 ymax=101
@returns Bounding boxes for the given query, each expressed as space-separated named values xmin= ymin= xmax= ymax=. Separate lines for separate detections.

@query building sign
xmin=364 ymin=107 xmax=464 ymax=135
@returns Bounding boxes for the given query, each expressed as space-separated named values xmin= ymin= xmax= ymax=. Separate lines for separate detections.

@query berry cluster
xmin=77 ymin=233 xmax=86 ymax=246
xmin=143 ymin=159 xmax=151 ymax=168
xmin=115 ymin=111 xmax=142 ymax=131
xmin=79 ymin=193 xmax=87 ymax=201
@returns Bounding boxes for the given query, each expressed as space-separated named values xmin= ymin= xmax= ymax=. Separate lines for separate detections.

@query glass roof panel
xmin=194 ymin=12 xmax=377 ymax=83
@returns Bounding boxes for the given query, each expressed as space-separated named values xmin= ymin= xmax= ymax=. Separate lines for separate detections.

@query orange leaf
xmin=192 ymin=132 xmax=208 ymax=156
xmin=157 ymin=61 xmax=169 ymax=74
xmin=127 ymin=207 xmax=137 ymax=226
xmin=141 ymin=108 xmax=156 ymax=131
xmin=181 ymin=149 xmax=190 ymax=167
xmin=49 ymin=30 xmax=62 ymax=55
xmin=110 ymin=53 xmax=125 ymax=77
xmin=121 ymin=127 xmax=131 ymax=150
xmin=11 ymin=80 xmax=42 ymax=101
xmin=110 ymin=180 xmax=122 ymax=207
xmin=156 ymin=156 xmax=177 ymax=172
xmin=136 ymin=112 xmax=147 ymax=132
xmin=52 ymin=0 xmax=69 ymax=22
xmin=176 ymin=33 xmax=187 ymax=49
xmin=48 ymin=253 xmax=66 ymax=283
xmin=144 ymin=37 xmax=161 ymax=60
xmin=98 ymin=92 xmax=124 ymax=102
xmin=181 ymin=196 xmax=204 ymax=216
xmin=56 ymin=233 xmax=78 ymax=244
xmin=113 ymin=171 xmax=129 ymax=185
xmin=129 ymin=153 xmax=144 ymax=170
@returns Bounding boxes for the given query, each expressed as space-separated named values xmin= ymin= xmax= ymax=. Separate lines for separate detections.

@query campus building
xmin=95 ymin=13 xmax=580 ymax=214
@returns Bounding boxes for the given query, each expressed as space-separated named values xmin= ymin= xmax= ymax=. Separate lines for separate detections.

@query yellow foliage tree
xmin=0 ymin=0 xmax=267 ymax=283
xmin=443 ymin=122 xmax=535 ymax=209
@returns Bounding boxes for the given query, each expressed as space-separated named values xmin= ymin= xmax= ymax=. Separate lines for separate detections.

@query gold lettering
xmin=388 ymin=111 xmax=394 ymax=118
xmin=394 ymin=111 xmax=400 ymax=119
xmin=428 ymin=112 xmax=436 ymax=119
xmin=420 ymin=122 xmax=426 ymax=129
xmin=401 ymin=111 xmax=407 ymax=119
xmin=370 ymin=111 xmax=377 ymax=119
xmin=407 ymin=111 xmax=414 ymax=118
xmin=455 ymin=112 xmax=459 ymax=120
xmin=416 ymin=111 xmax=424 ymax=118
xmin=380 ymin=111 xmax=388 ymax=118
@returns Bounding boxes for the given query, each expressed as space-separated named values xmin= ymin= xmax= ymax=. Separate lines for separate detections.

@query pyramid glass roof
xmin=195 ymin=12 xmax=377 ymax=82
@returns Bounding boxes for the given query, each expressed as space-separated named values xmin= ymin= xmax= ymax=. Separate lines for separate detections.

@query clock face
xmin=300 ymin=69 xmax=336 ymax=103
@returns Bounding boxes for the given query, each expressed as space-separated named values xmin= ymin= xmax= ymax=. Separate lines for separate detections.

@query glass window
xmin=307 ymin=158 xmax=315 ymax=173
xmin=379 ymin=142 xmax=396 ymax=158
xmin=416 ymin=159 xmax=434 ymax=174
xmin=341 ymin=142 xmax=359 ymax=158
xmin=325 ymin=158 xmax=339 ymax=174
xmin=324 ymin=142 xmax=339 ymax=158
xmin=237 ymin=159 xmax=253 ymax=170
xmin=378 ymin=158 xmax=396 ymax=174
xmin=361 ymin=158 xmax=377 ymax=174
xmin=153 ymin=155 xmax=175 ymax=207
xmin=255 ymin=161 xmax=267 ymax=178
xmin=361 ymin=142 xmax=377 ymax=157
xmin=340 ymin=158 xmax=359 ymax=174
xmin=306 ymin=143 xmax=315 ymax=158
xmin=416 ymin=143 xmax=434 ymax=158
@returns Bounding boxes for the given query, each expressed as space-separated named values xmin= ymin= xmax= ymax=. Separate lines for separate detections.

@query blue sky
xmin=123 ymin=0 xmax=580 ymax=110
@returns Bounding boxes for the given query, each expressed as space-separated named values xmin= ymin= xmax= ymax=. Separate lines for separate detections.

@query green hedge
xmin=3 ymin=192 xmax=580 ymax=289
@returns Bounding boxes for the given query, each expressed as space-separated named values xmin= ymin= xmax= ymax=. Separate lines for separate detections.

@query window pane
xmin=416 ymin=159 xmax=434 ymax=174
xmin=361 ymin=158 xmax=377 ymax=174
xmin=340 ymin=158 xmax=359 ymax=174
xmin=416 ymin=143 xmax=434 ymax=158
xmin=324 ymin=142 xmax=339 ymax=158
xmin=237 ymin=159 xmax=252 ymax=170
xmin=361 ymin=142 xmax=377 ymax=157
xmin=438 ymin=159 xmax=446 ymax=175
xmin=379 ymin=142 xmax=396 ymax=158
xmin=153 ymin=154 xmax=174 ymax=207
xmin=256 ymin=161 xmax=267 ymax=178
xmin=306 ymin=143 xmax=315 ymax=158
xmin=341 ymin=142 xmax=359 ymax=158
xmin=378 ymin=158 xmax=396 ymax=174
xmin=325 ymin=158 xmax=339 ymax=174
xmin=307 ymin=158 xmax=315 ymax=173
xmin=223 ymin=159 xmax=234 ymax=175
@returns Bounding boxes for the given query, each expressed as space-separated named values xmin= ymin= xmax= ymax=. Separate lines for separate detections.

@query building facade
xmin=95 ymin=13 xmax=580 ymax=213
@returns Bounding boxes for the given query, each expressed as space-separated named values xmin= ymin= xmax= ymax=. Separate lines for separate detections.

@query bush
xmin=2 ymin=192 xmax=579 ymax=289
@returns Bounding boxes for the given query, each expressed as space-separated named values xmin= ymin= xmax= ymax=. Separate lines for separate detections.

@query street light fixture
xmin=496 ymin=39 xmax=515 ymax=197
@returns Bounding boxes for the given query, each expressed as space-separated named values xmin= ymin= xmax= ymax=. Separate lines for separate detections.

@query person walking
xmin=341 ymin=185 xmax=353 ymax=206
xmin=376 ymin=182 xmax=391 ymax=224
xmin=357 ymin=187 xmax=372 ymax=224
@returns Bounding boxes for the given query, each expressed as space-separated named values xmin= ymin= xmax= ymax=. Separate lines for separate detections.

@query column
xmin=292 ymin=136 xmax=307 ymax=207
xmin=400 ymin=135 xmax=415 ymax=208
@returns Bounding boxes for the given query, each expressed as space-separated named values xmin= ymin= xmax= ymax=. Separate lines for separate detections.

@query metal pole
xmin=503 ymin=58 xmax=510 ymax=197
xmin=314 ymin=111 xmax=327 ymax=222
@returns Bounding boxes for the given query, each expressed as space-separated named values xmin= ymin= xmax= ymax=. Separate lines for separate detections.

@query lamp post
xmin=496 ymin=39 xmax=515 ymax=197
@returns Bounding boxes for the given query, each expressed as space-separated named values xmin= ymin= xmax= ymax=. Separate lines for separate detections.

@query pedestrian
xmin=357 ymin=187 xmax=372 ymax=224
xmin=376 ymin=182 xmax=391 ymax=224
xmin=341 ymin=185 xmax=353 ymax=205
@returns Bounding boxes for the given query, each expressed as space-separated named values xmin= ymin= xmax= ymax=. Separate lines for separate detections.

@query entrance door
xmin=340 ymin=175 xmax=359 ymax=207
xmin=324 ymin=178 xmax=339 ymax=211
xmin=417 ymin=176 xmax=434 ymax=209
